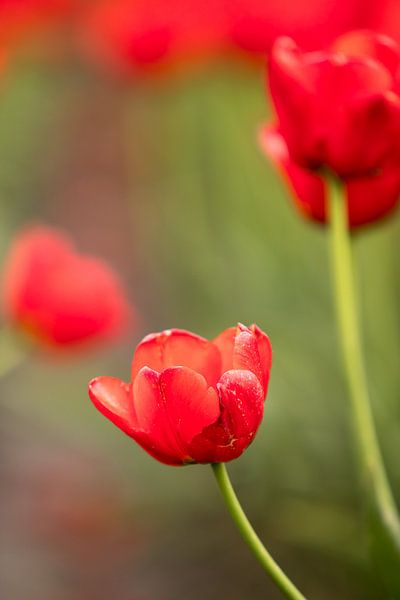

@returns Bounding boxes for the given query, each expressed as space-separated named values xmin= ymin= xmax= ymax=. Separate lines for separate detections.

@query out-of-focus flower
xmin=2 ymin=225 xmax=131 ymax=348
xmin=366 ymin=0 xmax=400 ymax=45
xmin=80 ymin=0 xmax=229 ymax=77
xmin=268 ymin=32 xmax=400 ymax=177
xmin=227 ymin=0 xmax=369 ymax=56
xmin=79 ymin=0 xmax=375 ymax=76
xmin=262 ymin=30 xmax=400 ymax=227
xmin=0 ymin=0 xmax=75 ymax=49
xmin=89 ymin=324 xmax=272 ymax=465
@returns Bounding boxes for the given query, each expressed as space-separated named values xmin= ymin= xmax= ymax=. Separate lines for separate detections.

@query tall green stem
xmin=328 ymin=178 xmax=400 ymax=559
xmin=212 ymin=463 xmax=307 ymax=600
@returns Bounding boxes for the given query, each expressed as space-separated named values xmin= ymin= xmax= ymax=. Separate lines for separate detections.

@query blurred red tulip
xmin=262 ymin=30 xmax=400 ymax=227
xmin=80 ymin=0 xmax=229 ymax=76
xmin=0 ymin=0 xmax=75 ymax=48
xmin=227 ymin=0 xmax=370 ymax=55
xmin=79 ymin=0 xmax=376 ymax=76
xmin=89 ymin=324 xmax=272 ymax=465
xmin=2 ymin=225 xmax=131 ymax=348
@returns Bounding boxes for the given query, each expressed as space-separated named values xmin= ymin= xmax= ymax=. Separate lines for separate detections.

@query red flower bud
xmin=2 ymin=225 xmax=130 ymax=348
xmin=267 ymin=31 xmax=400 ymax=179
xmin=88 ymin=324 xmax=272 ymax=465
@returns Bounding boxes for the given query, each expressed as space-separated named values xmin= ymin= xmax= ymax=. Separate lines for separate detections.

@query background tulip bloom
xmin=263 ymin=30 xmax=400 ymax=226
xmin=0 ymin=0 xmax=75 ymax=50
xmin=227 ymin=0 xmax=369 ymax=56
xmin=2 ymin=226 xmax=130 ymax=348
xmin=81 ymin=0 xmax=229 ymax=76
xmin=89 ymin=324 xmax=272 ymax=466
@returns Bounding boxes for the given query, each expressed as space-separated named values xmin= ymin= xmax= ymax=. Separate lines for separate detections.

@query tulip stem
xmin=328 ymin=178 xmax=400 ymax=557
xmin=211 ymin=463 xmax=307 ymax=600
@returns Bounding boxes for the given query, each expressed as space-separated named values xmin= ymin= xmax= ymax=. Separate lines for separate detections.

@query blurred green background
xmin=0 ymin=44 xmax=399 ymax=600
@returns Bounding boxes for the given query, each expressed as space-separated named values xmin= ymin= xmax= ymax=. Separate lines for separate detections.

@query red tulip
xmin=78 ymin=1 xmax=383 ymax=76
xmin=263 ymin=30 xmax=400 ymax=226
xmin=2 ymin=225 xmax=130 ymax=348
xmin=89 ymin=324 xmax=272 ymax=466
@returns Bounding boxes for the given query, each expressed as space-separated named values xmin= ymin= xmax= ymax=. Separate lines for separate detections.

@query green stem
xmin=328 ymin=177 xmax=400 ymax=552
xmin=212 ymin=463 xmax=307 ymax=600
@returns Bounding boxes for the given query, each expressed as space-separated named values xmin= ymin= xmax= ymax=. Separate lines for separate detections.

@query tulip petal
xmin=332 ymin=30 xmax=400 ymax=79
xmin=259 ymin=124 xmax=328 ymax=223
xmin=131 ymin=329 xmax=221 ymax=386
xmin=88 ymin=376 xmax=136 ymax=435
xmin=328 ymin=91 xmax=400 ymax=176
xmin=159 ymin=367 xmax=220 ymax=445
xmin=128 ymin=430 xmax=186 ymax=466
xmin=347 ymin=165 xmax=400 ymax=226
xmin=89 ymin=374 xmax=184 ymax=466
xmin=213 ymin=324 xmax=269 ymax=393
xmin=188 ymin=369 xmax=264 ymax=463
xmin=212 ymin=327 xmax=236 ymax=372
xmin=218 ymin=370 xmax=265 ymax=439
xmin=133 ymin=366 xmax=188 ymax=462
xmin=268 ymin=37 xmax=317 ymax=165
xmin=260 ymin=125 xmax=400 ymax=227
xmin=232 ymin=325 xmax=265 ymax=387
xmin=250 ymin=324 xmax=272 ymax=393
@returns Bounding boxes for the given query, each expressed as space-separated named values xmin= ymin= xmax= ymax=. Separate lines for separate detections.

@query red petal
xmin=249 ymin=324 xmax=272 ymax=393
xmin=268 ymin=37 xmax=316 ymax=166
xmin=228 ymin=0 xmax=367 ymax=55
xmin=260 ymin=125 xmax=400 ymax=227
xmin=213 ymin=324 xmax=269 ymax=393
xmin=88 ymin=376 xmax=136 ymax=435
xmin=212 ymin=327 xmax=236 ymax=372
xmin=347 ymin=163 xmax=400 ymax=226
xmin=327 ymin=91 xmax=400 ymax=176
xmin=218 ymin=370 xmax=264 ymax=439
xmin=159 ymin=367 xmax=220 ymax=445
xmin=188 ymin=370 xmax=264 ymax=463
xmin=232 ymin=325 xmax=265 ymax=387
xmin=259 ymin=124 xmax=327 ymax=223
xmin=332 ymin=30 xmax=400 ymax=78
xmin=133 ymin=366 xmax=188 ymax=463
xmin=131 ymin=329 xmax=221 ymax=386
xmin=89 ymin=374 xmax=184 ymax=466
xmin=128 ymin=430 xmax=185 ymax=466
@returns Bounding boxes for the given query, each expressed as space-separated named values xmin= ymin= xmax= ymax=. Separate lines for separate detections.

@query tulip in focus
xmin=2 ymin=225 xmax=130 ymax=348
xmin=89 ymin=324 xmax=272 ymax=465
xmin=261 ymin=30 xmax=400 ymax=227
